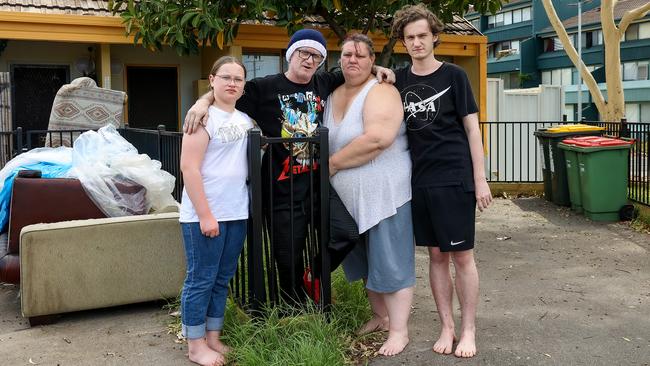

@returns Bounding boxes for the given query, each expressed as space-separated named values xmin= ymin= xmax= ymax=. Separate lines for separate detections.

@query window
xmin=640 ymin=22 xmax=650 ymax=39
xmin=485 ymin=7 xmax=531 ymax=29
xmin=243 ymin=54 xmax=281 ymax=80
xmin=595 ymin=30 xmax=603 ymax=45
xmin=553 ymin=37 xmax=564 ymax=51
xmin=551 ymin=69 xmax=561 ymax=85
xmin=565 ymin=104 xmax=575 ymax=122
xmin=622 ymin=61 xmax=650 ymax=81
xmin=511 ymin=40 xmax=520 ymax=54
xmin=503 ymin=11 xmax=512 ymax=26
xmin=639 ymin=61 xmax=649 ymax=80
xmin=544 ymin=38 xmax=555 ymax=52
xmin=561 ymin=68 xmax=572 ymax=86
xmin=626 ymin=103 xmax=640 ymax=122
xmin=471 ymin=18 xmax=481 ymax=31
xmin=496 ymin=13 xmax=504 ymax=27
xmin=624 ymin=23 xmax=639 ymax=41
xmin=641 ymin=103 xmax=650 ymax=123
xmin=584 ymin=30 xmax=604 ymax=47
xmin=543 ymin=68 xmax=575 ymax=86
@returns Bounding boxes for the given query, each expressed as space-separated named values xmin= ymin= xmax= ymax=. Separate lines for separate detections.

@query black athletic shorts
xmin=412 ymin=185 xmax=476 ymax=252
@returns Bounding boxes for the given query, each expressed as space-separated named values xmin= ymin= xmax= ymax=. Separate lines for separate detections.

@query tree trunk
xmin=541 ymin=0 xmax=607 ymax=119
xmin=376 ymin=36 xmax=397 ymax=67
xmin=601 ymin=0 xmax=625 ymax=122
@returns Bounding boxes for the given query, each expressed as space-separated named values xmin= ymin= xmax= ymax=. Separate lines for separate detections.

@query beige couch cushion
xmin=46 ymin=77 xmax=127 ymax=147
xmin=20 ymin=212 xmax=185 ymax=317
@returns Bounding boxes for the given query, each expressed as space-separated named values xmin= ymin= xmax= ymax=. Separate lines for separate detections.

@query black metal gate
xmin=232 ymin=127 xmax=331 ymax=312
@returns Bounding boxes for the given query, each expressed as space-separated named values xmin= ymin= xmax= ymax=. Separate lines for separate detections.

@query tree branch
xmin=541 ymin=0 xmax=606 ymax=113
xmin=619 ymin=2 xmax=650 ymax=34
xmin=317 ymin=7 xmax=346 ymax=42
xmin=376 ymin=35 xmax=398 ymax=67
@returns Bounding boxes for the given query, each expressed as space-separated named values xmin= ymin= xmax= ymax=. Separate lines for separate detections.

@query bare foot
xmin=432 ymin=327 xmax=456 ymax=355
xmin=207 ymin=338 xmax=231 ymax=355
xmin=356 ymin=315 xmax=389 ymax=336
xmin=188 ymin=338 xmax=225 ymax=366
xmin=454 ymin=328 xmax=476 ymax=358
xmin=378 ymin=331 xmax=409 ymax=356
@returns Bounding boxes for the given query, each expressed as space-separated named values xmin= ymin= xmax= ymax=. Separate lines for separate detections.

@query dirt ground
xmin=1 ymin=197 xmax=649 ymax=366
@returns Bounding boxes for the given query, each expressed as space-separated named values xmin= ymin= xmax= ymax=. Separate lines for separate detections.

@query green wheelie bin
xmin=534 ymin=124 xmax=604 ymax=206
xmin=558 ymin=136 xmax=603 ymax=213
xmin=560 ymin=137 xmax=634 ymax=221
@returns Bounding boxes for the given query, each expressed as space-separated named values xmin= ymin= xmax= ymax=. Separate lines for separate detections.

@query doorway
xmin=10 ymin=64 xmax=70 ymax=132
xmin=125 ymin=66 xmax=179 ymax=131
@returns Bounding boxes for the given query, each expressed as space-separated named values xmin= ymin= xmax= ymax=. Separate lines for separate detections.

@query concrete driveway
xmin=2 ymin=198 xmax=649 ymax=365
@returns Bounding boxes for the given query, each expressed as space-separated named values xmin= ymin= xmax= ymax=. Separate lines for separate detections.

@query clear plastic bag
xmin=69 ymin=125 xmax=176 ymax=217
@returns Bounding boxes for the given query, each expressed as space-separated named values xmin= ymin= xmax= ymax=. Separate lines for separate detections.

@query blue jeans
xmin=180 ymin=220 xmax=246 ymax=339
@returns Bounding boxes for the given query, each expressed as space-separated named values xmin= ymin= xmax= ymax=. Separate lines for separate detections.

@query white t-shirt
xmin=180 ymin=106 xmax=253 ymax=223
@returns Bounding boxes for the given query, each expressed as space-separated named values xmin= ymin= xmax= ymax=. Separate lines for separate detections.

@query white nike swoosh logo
xmin=450 ymin=240 xmax=466 ymax=246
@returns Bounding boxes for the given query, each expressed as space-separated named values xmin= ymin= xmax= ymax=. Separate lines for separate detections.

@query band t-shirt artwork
xmin=395 ymin=62 xmax=479 ymax=191
xmin=236 ymin=71 xmax=342 ymax=207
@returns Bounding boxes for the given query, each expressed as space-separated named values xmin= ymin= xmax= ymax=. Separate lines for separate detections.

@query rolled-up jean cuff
xmin=182 ymin=322 xmax=206 ymax=340
xmin=206 ymin=316 xmax=224 ymax=331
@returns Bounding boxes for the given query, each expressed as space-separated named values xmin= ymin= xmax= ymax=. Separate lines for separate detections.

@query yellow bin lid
xmin=546 ymin=124 xmax=605 ymax=133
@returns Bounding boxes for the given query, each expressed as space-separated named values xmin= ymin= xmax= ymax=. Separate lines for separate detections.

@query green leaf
xmin=180 ymin=11 xmax=196 ymax=27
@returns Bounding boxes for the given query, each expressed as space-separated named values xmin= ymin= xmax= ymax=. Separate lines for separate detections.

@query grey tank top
xmin=324 ymin=79 xmax=411 ymax=233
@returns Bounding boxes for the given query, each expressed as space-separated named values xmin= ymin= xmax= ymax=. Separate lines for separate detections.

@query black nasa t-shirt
xmin=236 ymin=71 xmax=343 ymax=207
xmin=395 ymin=62 xmax=479 ymax=190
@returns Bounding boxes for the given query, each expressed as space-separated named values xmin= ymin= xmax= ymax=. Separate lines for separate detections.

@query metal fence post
xmin=317 ymin=127 xmax=331 ymax=311
xmin=15 ymin=127 xmax=23 ymax=155
xmin=246 ymin=128 xmax=266 ymax=312
xmin=156 ymin=124 xmax=166 ymax=161
xmin=620 ymin=118 xmax=630 ymax=138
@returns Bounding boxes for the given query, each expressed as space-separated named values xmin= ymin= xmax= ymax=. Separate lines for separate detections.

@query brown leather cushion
xmin=0 ymin=253 xmax=19 ymax=284
xmin=7 ymin=177 xmax=107 ymax=253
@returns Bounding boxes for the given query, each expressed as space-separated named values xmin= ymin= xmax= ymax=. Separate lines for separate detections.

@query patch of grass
xmin=630 ymin=203 xmax=650 ymax=234
xmin=167 ymin=269 xmax=379 ymax=365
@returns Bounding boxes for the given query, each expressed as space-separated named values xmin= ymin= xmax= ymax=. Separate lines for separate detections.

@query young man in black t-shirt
xmin=391 ymin=4 xmax=493 ymax=358
xmin=184 ymin=29 xmax=393 ymax=304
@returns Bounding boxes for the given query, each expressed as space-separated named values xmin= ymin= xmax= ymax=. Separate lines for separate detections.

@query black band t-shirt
xmin=395 ymin=62 xmax=479 ymax=190
xmin=236 ymin=71 xmax=343 ymax=206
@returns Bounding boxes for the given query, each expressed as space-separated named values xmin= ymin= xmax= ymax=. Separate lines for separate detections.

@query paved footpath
xmin=372 ymin=198 xmax=650 ymax=366
xmin=1 ymin=198 xmax=649 ymax=365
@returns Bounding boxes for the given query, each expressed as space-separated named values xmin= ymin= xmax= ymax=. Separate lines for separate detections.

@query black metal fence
xmin=1 ymin=125 xmax=332 ymax=311
xmin=119 ymin=126 xmax=184 ymax=200
xmin=231 ymin=128 xmax=331 ymax=312
xmin=479 ymin=120 xmax=650 ymax=206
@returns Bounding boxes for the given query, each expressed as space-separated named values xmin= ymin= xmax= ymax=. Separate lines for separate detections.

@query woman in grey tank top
xmin=325 ymin=34 xmax=415 ymax=357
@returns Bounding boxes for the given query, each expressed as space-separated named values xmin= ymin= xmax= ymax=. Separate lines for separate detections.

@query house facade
xmin=0 ymin=0 xmax=488 ymax=133
xmin=466 ymin=0 xmax=650 ymax=122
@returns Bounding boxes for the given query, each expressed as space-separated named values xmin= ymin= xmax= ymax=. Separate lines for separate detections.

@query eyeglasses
xmin=215 ymin=74 xmax=245 ymax=85
xmin=296 ymin=49 xmax=324 ymax=63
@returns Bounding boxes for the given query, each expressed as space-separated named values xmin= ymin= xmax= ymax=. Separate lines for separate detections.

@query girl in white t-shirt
xmin=179 ymin=56 xmax=253 ymax=366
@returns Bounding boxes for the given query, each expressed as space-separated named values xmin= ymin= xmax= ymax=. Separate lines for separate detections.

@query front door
xmin=125 ymin=66 xmax=179 ymax=131
xmin=10 ymin=64 xmax=69 ymax=132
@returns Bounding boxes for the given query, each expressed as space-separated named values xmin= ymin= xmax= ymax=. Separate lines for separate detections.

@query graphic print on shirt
xmin=278 ymin=91 xmax=325 ymax=165
xmin=401 ymin=84 xmax=451 ymax=131
xmin=216 ymin=122 xmax=249 ymax=143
